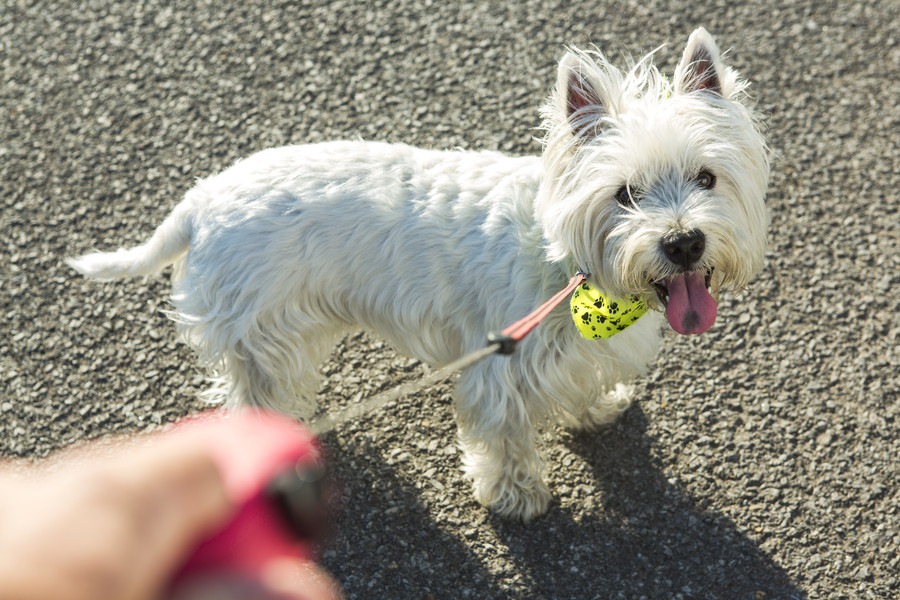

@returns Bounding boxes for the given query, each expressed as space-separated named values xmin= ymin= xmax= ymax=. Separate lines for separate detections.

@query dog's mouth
xmin=651 ymin=268 xmax=717 ymax=335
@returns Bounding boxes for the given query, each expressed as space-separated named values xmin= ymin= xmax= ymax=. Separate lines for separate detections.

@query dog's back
xmin=69 ymin=140 xmax=547 ymax=415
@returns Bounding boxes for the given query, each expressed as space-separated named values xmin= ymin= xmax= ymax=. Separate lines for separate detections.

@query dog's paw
xmin=472 ymin=473 xmax=552 ymax=522
xmin=564 ymin=382 xmax=635 ymax=431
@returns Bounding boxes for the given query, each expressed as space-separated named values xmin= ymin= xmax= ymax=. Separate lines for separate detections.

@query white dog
xmin=69 ymin=28 xmax=769 ymax=521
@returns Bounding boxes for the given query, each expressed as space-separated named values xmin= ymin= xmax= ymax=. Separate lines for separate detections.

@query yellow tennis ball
xmin=570 ymin=282 xmax=647 ymax=339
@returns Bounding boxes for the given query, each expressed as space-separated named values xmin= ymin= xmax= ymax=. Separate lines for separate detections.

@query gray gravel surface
xmin=2 ymin=1 xmax=898 ymax=598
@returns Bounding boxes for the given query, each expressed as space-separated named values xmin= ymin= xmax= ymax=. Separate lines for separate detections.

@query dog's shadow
xmin=490 ymin=405 xmax=806 ymax=599
xmin=316 ymin=402 xmax=805 ymax=599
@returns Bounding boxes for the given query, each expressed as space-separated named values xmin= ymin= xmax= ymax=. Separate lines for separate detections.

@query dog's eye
xmin=694 ymin=170 xmax=716 ymax=190
xmin=614 ymin=185 xmax=636 ymax=207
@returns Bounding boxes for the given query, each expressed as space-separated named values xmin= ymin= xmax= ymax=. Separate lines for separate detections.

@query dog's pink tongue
xmin=665 ymin=272 xmax=717 ymax=335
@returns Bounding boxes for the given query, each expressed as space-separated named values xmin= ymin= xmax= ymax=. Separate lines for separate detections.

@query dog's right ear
xmin=556 ymin=50 xmax=609 ymax=141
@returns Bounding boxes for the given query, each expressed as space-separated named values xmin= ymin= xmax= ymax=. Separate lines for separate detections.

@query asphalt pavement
xmin=1 ymin=1 xmax=897 ymax=598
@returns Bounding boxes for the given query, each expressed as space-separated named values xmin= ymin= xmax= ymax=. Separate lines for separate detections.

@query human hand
xmin=0 ymin=415 xmax=341 ymax=600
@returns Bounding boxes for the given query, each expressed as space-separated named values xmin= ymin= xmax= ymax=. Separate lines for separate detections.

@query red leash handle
xmin=170 ymin=411 xmax=327 ymax=588
xmin=487 ymin=271 xmax=588 ymax=354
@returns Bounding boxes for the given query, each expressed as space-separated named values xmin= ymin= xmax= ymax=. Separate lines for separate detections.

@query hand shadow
xmin=489 ymin=405 xmax=806 ymax=600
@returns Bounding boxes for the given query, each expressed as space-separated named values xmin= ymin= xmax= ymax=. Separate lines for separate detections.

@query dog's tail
xmin=67 ymin=202 xmax=193 ymax=280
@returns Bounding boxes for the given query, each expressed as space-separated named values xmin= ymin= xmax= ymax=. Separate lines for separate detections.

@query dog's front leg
xmin=454 ymin=362 xmax=551 ymax=522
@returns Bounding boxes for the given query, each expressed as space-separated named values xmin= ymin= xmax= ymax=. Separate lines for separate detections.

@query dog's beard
xmin=538 ymin=198 xmax=761 ymax=335
xmin=603 ymin=205 xmax=761 ymax=335
xmin=539 ymin=173 xmax=766 ymax=336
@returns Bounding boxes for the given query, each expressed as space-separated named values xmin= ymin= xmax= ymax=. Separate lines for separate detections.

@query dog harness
xmin=570 ymin=282 xmax=647 ymax=339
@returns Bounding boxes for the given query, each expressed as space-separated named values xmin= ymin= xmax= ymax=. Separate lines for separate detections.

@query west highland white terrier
xmin=69 ymin=28 xmax=769 ymax=521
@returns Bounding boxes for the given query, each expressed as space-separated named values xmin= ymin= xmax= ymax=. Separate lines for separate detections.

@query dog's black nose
xmin=661 ymin=229 xmax=706 ymax=268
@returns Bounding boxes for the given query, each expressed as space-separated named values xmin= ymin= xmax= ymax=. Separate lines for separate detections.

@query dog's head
xmin=536 ymin=28 xmax=770 ymax=335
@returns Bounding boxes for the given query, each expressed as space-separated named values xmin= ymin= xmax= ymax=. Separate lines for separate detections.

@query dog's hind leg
xmin=454 ymin=361 xmax=552 ymax=521
xmin=200 ymin=319 xmax=345 ymax=421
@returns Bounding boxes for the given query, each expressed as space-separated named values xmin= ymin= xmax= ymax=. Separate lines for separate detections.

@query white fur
xmin=68 ymin=29 xmax=769 ymax=521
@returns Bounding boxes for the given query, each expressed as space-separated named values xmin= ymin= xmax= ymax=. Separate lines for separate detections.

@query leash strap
xmin=487 ymin=271 xmax=588 ymax=354
xmin=310 ymin=271 xmax=588 ymax=434
xmin=309 ymin=344 xmax=498 ymax=435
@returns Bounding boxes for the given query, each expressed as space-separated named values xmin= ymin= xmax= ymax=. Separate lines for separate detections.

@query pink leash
xmin=311 ymin=271 xmax=589 ymax=434
xmin=487 ymin=271 xmax=588 ymax=354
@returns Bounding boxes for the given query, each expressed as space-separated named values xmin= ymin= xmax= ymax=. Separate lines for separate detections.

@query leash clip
xmin=486 ymin=331 xmax=518 ymax=355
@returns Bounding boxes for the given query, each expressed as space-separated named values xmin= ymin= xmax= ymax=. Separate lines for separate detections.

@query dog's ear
xmin=674 ymin=28 xmax=724 ymax=96
xmin=557 ymin=50 xmax=609 ymax=141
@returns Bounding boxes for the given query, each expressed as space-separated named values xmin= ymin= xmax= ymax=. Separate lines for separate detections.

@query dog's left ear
xmin=674 ymin=28 xmax=725 ymax=96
